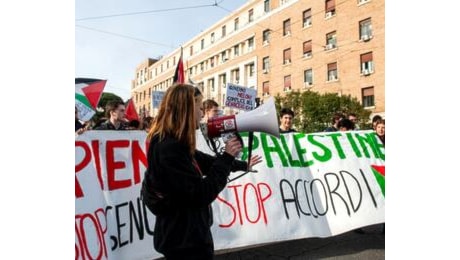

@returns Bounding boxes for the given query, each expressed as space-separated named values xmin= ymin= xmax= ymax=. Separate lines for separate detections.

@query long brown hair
xmin=147 ymin=84 xmax=201 ymax=154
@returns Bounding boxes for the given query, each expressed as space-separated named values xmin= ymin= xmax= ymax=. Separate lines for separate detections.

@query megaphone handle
xmin=208 ymin=138 xmax=219 ymax=155
xmin=246 ymin=132 xmax=254 ymax=172
xmin=234 ymin=132 xmax=244 ymax=147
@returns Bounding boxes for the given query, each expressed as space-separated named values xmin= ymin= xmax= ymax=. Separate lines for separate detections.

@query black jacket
xmin=145 ymin=135 xmax=247 ymax=254
xmin=94 ymin=120 xmax=127 ymax=130
xmin=279 ymin=128 xmax=297 ymax=134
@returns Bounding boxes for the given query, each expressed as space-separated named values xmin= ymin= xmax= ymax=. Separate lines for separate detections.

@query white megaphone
xmin=202 ymin=96 xmax=280 ymax=140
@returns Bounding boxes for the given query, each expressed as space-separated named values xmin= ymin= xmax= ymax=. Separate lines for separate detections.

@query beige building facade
xmin=131 ymin=0 xmax=384 ymax=118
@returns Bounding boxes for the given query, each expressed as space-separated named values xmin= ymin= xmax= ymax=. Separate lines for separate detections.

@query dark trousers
xmin=163 ymin=246 xmax=214 ymax=260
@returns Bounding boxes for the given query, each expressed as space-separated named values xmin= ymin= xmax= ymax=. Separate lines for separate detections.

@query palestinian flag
xmin=173 ymin=47 xmax=185 ymax=84
xmin=75 ymin=78 xmax=106 ymax=121
xmin=125 ymin=98 xmax=139 ymax=121
xmin=371 ymin=165 xmax=385 ymax=196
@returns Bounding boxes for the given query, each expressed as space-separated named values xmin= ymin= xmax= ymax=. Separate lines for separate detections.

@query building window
xmin=208 ymin=78 xmax=215 ymax=92
xmin=155 ymin=68 xmax=157 ymax=76
xmin=234 ymin=18 xmax=239 ymax=31
xmin=248 ymin=63 xmax=255 ymax=77
xmin=201 ymin=39 xmax=205 ymax=50
xmin=219 ymin=73 xmax=227 ymax=87
xmin=210 ymin=33 xmax=215 ymax=43
xmin=221 ymin=51 xmax=227 ymax=62
xmin=303 ymin=40 xmax=312 ymax=58
xmin=248 ymin=37 xmax=254 ymax=51
xmin=264 ymin=0 xmax=270 ymax=12
xmin=161 ymin=64 xmax=163 ymax=72
xmin=281 ymin=0 xmax=290 ymax=5
xmin=284 ymin=75 xmax=291 ymax=92
xmin=327 ymin=62 xmax=338 ymax=81
xmin=304 ymin=69 xmax=313 ymax=85
xmin=358 ymin=0 xmax=371 ymax=5
xmin=167 ymin=60 xmax=169 ymax=69
xmin=200 ymin=62 xmax=204 ymax=73
xmin=303 ymin=9 xmax=312 ymax=27
xmin=263 ymin=29 xmax=270 ymax=44
xmin=190 ymin=45 xmax=193 ymax=56
xmin=360 ymin=18 xmax=373 ymax=41
xmin=222 ymin=25 xmax=226 ymax=37
xmin=248 ymin=9 xmax=254 ymax=23
xmin=198 ymin=82 xmax=204 ymax=93
xmin=262 ymin=56 xmax=270 ymax=71
xmin=283 ymin=48 xmax=291 ymax=64
xmin=325 ymin=0 xmax=336 ymax=17
xmin=362 ymin=87 xmax=375 ymax=107
xmin=360 ymin=52 xmax=374 ymax=74
xmin=173 ymin=56 xmax=176 ymax=65
xmin=234 ymin=45 xmax=239 ymax=57
xmin=325 ymin=31 xmax=337 ymax=50
xmin=263 ymin=81 xmax=270 ymax=96
xmin=231 ymin=68 xmax=240 ymax=83
xmin=210 ymin=57 xmax=215 ymax=68
xmin=283 ymin=19 xmax=291 ymax=36
xmin=189 ymin=68 xmax=193 ymax=76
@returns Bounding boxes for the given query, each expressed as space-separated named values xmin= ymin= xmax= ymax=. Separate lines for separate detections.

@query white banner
xmin=75 ymin=130 xmax=385 ymax=260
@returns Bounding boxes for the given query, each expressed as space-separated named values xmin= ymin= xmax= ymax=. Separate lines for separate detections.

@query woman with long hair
xmin=142 ymin=84 xmax=261 ymax=259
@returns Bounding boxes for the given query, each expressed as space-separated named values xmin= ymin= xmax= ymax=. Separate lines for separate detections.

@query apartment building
xmin=131 ymin=0 xmax=384 ymax=118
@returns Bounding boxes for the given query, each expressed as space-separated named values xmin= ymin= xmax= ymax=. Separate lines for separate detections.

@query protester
xmin=375 ymin=119 xmax=385 ymax=145
xmin=348 ymin=113 xmax=359 ymax=130
xmin=337 ymin=118 xmax=355 ymax=131
xmin=126 ymin=119 xmax=141 ymax=130
xmin=372 ymin=115 xmax=383 ymax=130
xmin=201 ymin=99 xmax=220 ymax=123
xmin=94 ymin=100 xmax=127 ymax=130
xmin=75 ymin=107 xmax=88 ymax=135
xmin=75 ymin=107 xmax=85 ymax=133
xmin=142 ymin=116 xmax=154 ymax=132
xmin=279 ymin=108 xmax=297 ymax=133
xmin=141 ymin=83 xmax=262 ymax=259
xmin=324 ymin=113 xmax=344 ymax=132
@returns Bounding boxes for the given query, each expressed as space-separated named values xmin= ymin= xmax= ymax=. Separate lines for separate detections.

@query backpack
xmin=140 ymin=171 xmax=169 ymax=216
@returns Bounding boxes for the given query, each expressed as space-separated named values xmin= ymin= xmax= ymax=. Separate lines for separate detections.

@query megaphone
xmin=202 ymin=96 xmax=280 ymax=140
xmin=200 ymin=97 xmax=279 ymax=173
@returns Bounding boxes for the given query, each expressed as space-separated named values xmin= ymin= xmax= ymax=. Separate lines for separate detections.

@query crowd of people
xmin=275 ymin=107 xmax=385 ymax=141
xmin=75 ymin=101 xmax=154 ymax=134
xmin=76 ymin=83 xmax=385 ymax=259
xmin=76 ymin=97 xmax=385 ymax=143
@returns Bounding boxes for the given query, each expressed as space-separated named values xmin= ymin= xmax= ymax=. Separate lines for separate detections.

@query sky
xmin=76 ymin=0 xmax=249 ymax=100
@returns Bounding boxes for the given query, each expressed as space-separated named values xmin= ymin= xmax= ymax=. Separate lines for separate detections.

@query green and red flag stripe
xmin=75 ymin=78 xmax=106 ymax=121
xmin=371 ymin=165 xmax=385 ymax=196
